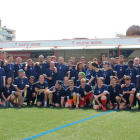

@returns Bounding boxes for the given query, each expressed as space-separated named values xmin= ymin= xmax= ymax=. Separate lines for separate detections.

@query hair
xmin=97 ymin=77 xmax=104 ymax=82
xmin=75 ymin=62 xmax=84 ymax=70
xmin=63 ymin=77 xmax=68 ymax=80
xmin=59 ymin=56 xmax=64 ymax=60
xmin=111 ymin=76 xmax=118 ymax=81
xmin=102 ymin=54 xmax=107 ymax=57
xmin=71 ymin=57 xmax=75 ymax=59
xmin=50 ymin=61 xmax=55 ymax=64
xmin=16 ymin=57 xmax=22 ymax=60
xmin=115 ymin=57 xmax=119 ymax=60
xmin=6 ymin=77 xmax=12 ymax=85
xmin=80 ymin=56 xmax=85 ymax=60
xmin=67 ymin=60 xmax=73 ymax=63
xmin=0 ymin=51 xmax=6 ymax=55
xmin=39 ymin=55 xmax=44 ymax=58
xmin=134 ymin=57 xmax=139 ymax=60
xmin=93 ymin=58 xmax=98 ymax=61
xmin=128 ymin=59 xmax=134 ymax=64
xmin=68 ymin=80 xmax=74 ymax=83
xmin=7 ymin=54 xmax=13 ymax=59
xmin=29 ymin=76 xmax=35 ymax=80
xmin=80 ymin=78 xmax=86 ymax=82
xmin=79 ymin=72 xmax=85 ymax=78
xmin=57 ymin=80 xmax=62 ymax=85
xmin=91 ymin=62 xmax=98 ymax=68
xmin=119 ymin=55 xmax=124 ymax=58
xmin=27 ymin=59 xmax=32 ymax=62
xmin=51 ymin=56 xmax=56 ymax=60
xmin=124 ymin=76 xmax=131 ymax=80
xmin=39 ymin=75 xmax=44 ymax=79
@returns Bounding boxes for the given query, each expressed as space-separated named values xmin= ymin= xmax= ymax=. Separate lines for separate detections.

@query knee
xmin=119 ymin=105 xmax=123 ymax=110
xmin=115 ymin=96 xmax=120 ymax=100
xmin=130 ymin=94 xmax=134 ymax=98
xmin=32 ymin=93 xmax=36 ymax=97
xmin=93 ymin=106 xmax=99 ymax=110
xmin=101 ymin=96 xmax=107 ymax=100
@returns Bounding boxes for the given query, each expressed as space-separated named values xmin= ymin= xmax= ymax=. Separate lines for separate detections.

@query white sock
xmin=44 ymin=101 xmax=47 ymax=106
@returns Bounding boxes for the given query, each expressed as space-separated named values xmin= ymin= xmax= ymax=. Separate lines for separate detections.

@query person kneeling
xmin=119 ymin=76 xmax=136 ymax=110
xmin=94 ymin=77 xmax=109 ymax=110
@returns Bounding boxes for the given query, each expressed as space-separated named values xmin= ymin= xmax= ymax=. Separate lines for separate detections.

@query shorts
xmin=25 ymin=96 xmax=32 ymax=101
xmin=14 ymin=91 xmax=25 ymax=103
xmin=53 ymin=98 xmax=61 ymax=104
xmin=66 ymin=99 xmax=74 ymax=104
xmin=0 ymin=88 xmax=4 ymax=98
xmin=94 ymin=96 xmax=109 ymax=105
xmin=110 ymin=96 xmax=118 ymax=104
xmin=79 ymin=93 xmax=94 ymax=106
xmin=120 ymin=96 xmax=130 ymax=104
xmin=37 ymin=97 xmax=44 ymax=103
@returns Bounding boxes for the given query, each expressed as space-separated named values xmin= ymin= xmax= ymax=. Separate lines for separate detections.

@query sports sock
xmin=101 ymin=99 xmax=107 ymax=108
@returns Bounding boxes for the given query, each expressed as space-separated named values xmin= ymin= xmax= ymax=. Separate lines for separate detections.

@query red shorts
xmin=66 ymin=99 xmax=74 ymax=104
xmin=79 ymin=93 xmax=94 ymax=106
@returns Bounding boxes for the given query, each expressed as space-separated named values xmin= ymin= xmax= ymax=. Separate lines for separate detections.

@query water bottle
xmin=6 ymin=101 xmax=9 ymax=107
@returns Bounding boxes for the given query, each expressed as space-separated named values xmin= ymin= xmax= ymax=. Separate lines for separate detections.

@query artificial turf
xmin=0 ymin=107 xmax=140 ymax=140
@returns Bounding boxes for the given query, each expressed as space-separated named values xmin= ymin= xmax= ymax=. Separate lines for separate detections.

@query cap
xmin=103 ymin=61 xmax=108 ymax=65
xmin=18 ymin=69 xmax=24 ymax=73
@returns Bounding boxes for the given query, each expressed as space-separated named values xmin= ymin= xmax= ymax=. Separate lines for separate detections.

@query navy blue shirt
xmin=72 ymin=65 xmax=76 ymax=70
xmin=94 ymin=84 xmax=108 ymax=97
xmin=56 ymin=64 xmax=70 ymax=80
xmin=2 ymin=85 xmax=15 ymax=98
xmin=35 ymin=81 xmax=48 ymax=99
xmin=108 ymin=83 xmax=121 ymax=98
xmin=114 ymin=64 xmax=128 ymax=83
xmin=134 ymin=65 xmax=140 ymax=83
xmin=63 ymin=85 xmax=69 ymax=91
xmin=14 ymin=63 xmax=25 ymax=78
xmin=13 ymin=77 xmax=29 ymax=96
xmin=99 ymin=62 xmax=110 ymax=68
xmin=78 ymin=84 xmax=93 ymax=98
xmin=66 ymin=86 xmax=78 ymax=99
xmin=3 ymin=63 xmax=15 ymax=79
xmin=76 ymin=78 xmax=91 ymax=87
xmin=25 ymin=66 xmax=37 ymax=82
xmin=45 ymin=68 xmax=56 ymax=87
xmin=103 ymin=69 xmax=113 ymax=85
xmin=0 ymin=67 xmax=6 ymax=88
xmin=124 ymin=67 xmax=139 ymax=85
xmin=120 ymin=83 xmax=136 ymax=99
xmin=27 ymin=83 xmax=35 ymax=96
xmin=69 ymin=68 xmax=75 ymax=79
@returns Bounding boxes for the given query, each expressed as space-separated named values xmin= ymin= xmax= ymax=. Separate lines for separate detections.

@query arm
xmin=88 ymin=77 xmax=94 ymax=84
xmin=123 ymin=89 xmax=135 ymax=95
xmin=54 ymin=67 xmax=57 ymax=73
xmin=3 ymin=76 xmax=5 ymax=87
xmin=76 ymin=94 xmax=79 ymax=109
xmin=97 ymin=91 xmax=107 ymax=98
xmin=67 ymin=72 xmax=70 ymax=79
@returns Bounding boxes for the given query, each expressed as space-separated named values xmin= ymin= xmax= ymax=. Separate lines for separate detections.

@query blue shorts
xmin=37 ymin=97 xmax=44 ymax=103
xmin=25 ymin=96 xmax=32 ymax=101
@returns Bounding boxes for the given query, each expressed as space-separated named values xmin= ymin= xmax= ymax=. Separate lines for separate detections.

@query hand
xmin=53 ymin=87 xmax=56 ymax=93
xmin=32 ymin=62 xmax=35 ymax=67
xmin=36 ymin=62 xmax=40 ymax=66
xmin=5 ymin=98 xmax=8 ymax=102
xmin=39 ymin=92 xmax=41 ymax=95
xmin=48 ymin=77 xmax=52 ymax=80
xmin=3 ymin=62 xmax=7 ymax=66
xmin=24 ymin=67 xmax=27 ymax=71
xmin=121 ymin=84 xmax=125 ymax=88
xmin=80 ymin=98 xmax=85 ymax=101
xmin=20 ymin=90 xmax=23 ymax=93
xmin=123 ymin=91 xmax=126 ymax=95
xmin=84 ymin=92 xmax=88 ymax=95
xmin=99 ymin=103 xmax=102 ymax=107
xmin=95 ymin=96 xmax=99 ymax=101
xmin=76 ymin=104 xmax=79 ymax=109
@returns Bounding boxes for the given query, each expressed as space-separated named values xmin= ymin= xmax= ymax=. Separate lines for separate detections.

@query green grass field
xmin=0 ymin=107 xmax=140 ymax=140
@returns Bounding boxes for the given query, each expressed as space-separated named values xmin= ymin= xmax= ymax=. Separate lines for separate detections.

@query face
xmin=110 ymin=59 xmax=115 ymax=64
xmin=78 ymin=74 xmax=83 ymax=80
xmin=78 ymin=64 xmax=83 ymax=70
xmin=81 ymin=81 xmax=86 ymax=87
xmin=102 ymin=55 xmax=106 ymax=61
xmin=27 ymin=60 xmax=32 ymax=66
xmin=68 ymin=62 xmax=72 ymax=67
xmin=68 ymin=82 xmax=74 ymax=88
xmin=55 ymin=82 xmax=61 ymax=89
xmin=8 ymin=56 xmax=13 ymax=62
xmin=7 ymin=78 xmax=12 ymax=84
xmin=111 ymin=78 xmax=117 ymax=85
xmin=38 ymin=56 xmax=44 ymax=62
xmin=47 ymin=57 xmax=51 ymax=63
xmin=115 ymin=59 xmax=119 ymax=64
xmin=71 ymin=57 xmax=75 ymax=63
xmin=16 ymin=58 xmax=22 ymax=64
xmin=80 ymin=58 xmax=85 ymax=64
xmin=18 ymin=71 xmax=24 ymax=77
xmin=1 ymin=53 xmax=6 ymax=60
xmin=50 ymin=62 xmax=55 ymax=68
xmin=97 ymin=78 xmax=103 ymax=85
xmin=52 ymin=58 xmax=56 ymax=62
xmin=119 ymin=57 xmax=124 ymax=63
xmin=128 ymin=62 xmax=133 ymax=67
xmin=134 ymin=58 xmax=139 ymax=65
xmin=59 ymin=58 xmax=64 ymax=64
xmin=103 ymin=64 xmax=107 ymax=68
xmin=64 ymin=78 xmax=68 ymax=84
xmin=39 ymin=76 xmax=44 ymax=82
xmin=29 ymin=78 xmax=34 ymax=84
xmin=125 ymin=79 xmax=131 ymax=85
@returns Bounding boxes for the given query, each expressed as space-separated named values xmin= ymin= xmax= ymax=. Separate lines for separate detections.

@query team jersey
xmin=66 ymin=86 xmax=78 ymax=99
xmin=124 ymin=67 xmax=139 ymax=85
xmin=34 ymin=81 xmax=48 ymax=99
xmin=49 ymin=86 xmax=65 ymax=100
xmin=92 ymin=69 xmax=104 ymax=86
xmin=120 ymin=83 xmax=136 ymax=98
xmin=74 ymin=70 xmax=86 ymax=83
xmin=63 ymin=85 xmax=69 ymax=91
xmin=94 ymin=84 xmax=108 ymax=97
xmin=0 ymin=67 xmax=6 ymax=89
xmin=13 ymin=77 xmax=29 ymax=96
xmin=86 ymin=69 xmax=94 ymax=80
xmin=72 ymin=65 xmax=76 ymax=70
xmin=103 ymin=69 xmax=113 ymax=85
xmin=45 ymin=62 xmax=50 ymax=69
xmin=69 ymin=68 xmax=75 ymax=79
xmin=14 ymin=63 xmax=25 ymax=78
xmin=108 ymin=83 xmax=121 ymax=98
xmin=3 ymin=63 xmax=15 ymax=79
xmin=78 ymin=84 xmax=93 ymax=98
xmin=76 ymin=78 xmax=91 ymax=87
xmin=99 ymin=62 xmax=110 ymax=68
xmin=84 ymin=64 xmax=87 ymax=71
xmin=134 ymin=65 xmax=140 ymax=83
xmin=2 ymin=85 xmax=15 ymax=98
xmin=114 ymin=64 xmax=128 ymax=83
xmin=27 ymin=83 xmax=35 ymax=96
xmin=45 ymin=68 xmax=56 ymax=87
xmin=56 ymin=64 xmax=70 ymax=80
xmin=25 ymin=66 xmax=37 ymax=82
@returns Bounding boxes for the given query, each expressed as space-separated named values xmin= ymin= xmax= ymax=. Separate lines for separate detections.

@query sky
xmin=0 ymin=0 xmax=140 ymax=41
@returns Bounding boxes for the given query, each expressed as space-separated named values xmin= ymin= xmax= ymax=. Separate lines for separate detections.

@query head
xmin=6 ymin=77 xmax=12 ymax=85
xmin=71 ymin=57 xmax=75 ymax=63
xmin=18 ymin=69 xmax=25 ymax=77
xmin=80 ymin=78 xmax=86 ymax=87
xmin=50 ymin=61 xmax=55 ymax=68
xmin=124 ymin=76 xmax=131 ymax=85
xmin=93 ymin=58 xmax=98 ymax=63
xmin=51 ymin=56 xmax=56 ymax=62
xmin=101 ymin=54 xmax=107 ymax=61
xmin=7 ymin=54 xmax=13 ymax=63
xmin=78 ymin=72 xmax=85 ymax=80
xmin=58 ymin=57 xmax=64 ymax=65
xmin=55 ymin=80 xmax=62 ymax=89
xmin=97 ymin=77 xmax=104 ymax=86
xmin=87 ymin=61 xmax=92 ymax=69
xmin=128 ymin=60 xmax=134 ymax=68
xmin=103 ymin=61 xmax=108 ymax=69
xmin=110 ymin=58 xmax=115 ymax=65
xmin=119 ymin=55 xmax=124 ymax=63
xmin=68 ymin=80 xmax=74 ymax=88
xmin=38 ymin=55 xmax=44 ymax=63
xmin=39 ymin=75 xmax=45 ymax=82
xmin=27 ymin=59 xmax=33 ymax=66
xmin=92 ymin=62 xmax=98 ymax=70
xmin=0 ymin=52 xmax=6 ymax=60
xmin=115 ymin=57 xmax=119 ymax=64
xmin=63 ymin=77 xmax=69 ymax=84
xmin=67 ymin=60 xmax=73 ymax=67
xmin=0 ymin=60 xmax=2 ymax=67
xmin=76 ymin=62 xmax=84 ymax=71
xmin=29 ymin=76 xmax=35 ymax=84
xmin=134 ymin=57 xmax=139 ymax=65
xmin=46 ymin=56 xmax=51 ymax=63
xmin=110 ymin=76 xmax=118 ymax=85
xmin=80 ymin=56 xmax=85 ymax=64
xmin=16 ymin=57 xmax=22 ymax=65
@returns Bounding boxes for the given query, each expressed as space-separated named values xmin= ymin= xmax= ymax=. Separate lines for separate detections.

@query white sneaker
xmin=44 ymin=102 xmax=47 ymax=107
xmin=9 ymin=102 xmax=13 ymax=107
xmin=114 ymin=105 xmax=118 ymax=110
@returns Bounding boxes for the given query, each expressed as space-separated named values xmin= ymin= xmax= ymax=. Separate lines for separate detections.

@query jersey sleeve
xmin=61 ymin=88 xmax=65 ymax=98
xmin=124 ymin=69 xmax=127 ymax=77
xmin=25 ymin=78 xmax=29 ymax=87
xmin=132 ymin=83 xmax=136 ymax=91
xmin=45 ymin=82 xmax=48 ymax=88
xmin=66 ymin=65 xmax=70 ymax=73
xmin=135 ymin=69 xmax=139 ymax=77
xmin=13 ymin=79 xmax=18 ymax=87
xmin=103 ymin=85 xmax=108 ymax=94
xmin=114 ymin=65 xmax=117 ymax=73
xmin=2 ymin=68 xmax=6 ymax=77
xmin=49 ymin=86 xmax=54 ymax=91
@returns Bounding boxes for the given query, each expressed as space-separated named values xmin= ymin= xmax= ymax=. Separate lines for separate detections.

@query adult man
xmin=99 ymin=54 xmax=110 ymax=68
xmin=0 ymin=51 xmax=6 ymax=67
xmin=13 ymin=69 xmax=29 ymax=108
xmin=115 ymin=57 xmax=119 ymax=65
xmin=119 ymin=76 xmax=136 ymax=110
xmin=56 ymin=57 xmax=70 ymax=83
xmin=67 ymin=60 xmax=75 ymax=80
xmin=109 ymin=57 xmax=115 ymax=70
xmin=47 ymin=80 xmax=65 ymax=107
xmin=80 ymin=56 xmax=87 ymax=70
xmin=114 ymin=55 xmax=128 ymax=84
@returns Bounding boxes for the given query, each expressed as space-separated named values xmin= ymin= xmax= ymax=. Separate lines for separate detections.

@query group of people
xmin=0 ymin=51 xmax=140 ymax=111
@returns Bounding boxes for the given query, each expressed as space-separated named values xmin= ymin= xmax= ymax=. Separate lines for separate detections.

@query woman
xmin=1 ymin=77 xmax=15 ymax=107
xmin=74 ymin=62 xmax=86 ymax=83
xmin=93 ymin=77 xmax=109 ymax=110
